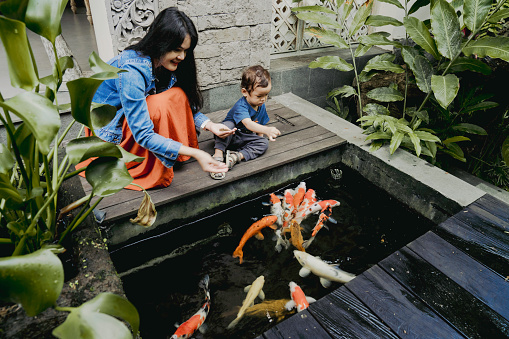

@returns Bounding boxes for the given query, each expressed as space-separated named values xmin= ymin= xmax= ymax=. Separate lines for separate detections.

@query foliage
xmin=0 ymin=0 xmax=147 ymax=336
xmin=294 ymin=0 xmax=509 ymax=161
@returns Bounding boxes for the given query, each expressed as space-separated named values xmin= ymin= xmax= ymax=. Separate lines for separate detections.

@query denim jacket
xmin=93 ymin=49 xmax=209 ymax=168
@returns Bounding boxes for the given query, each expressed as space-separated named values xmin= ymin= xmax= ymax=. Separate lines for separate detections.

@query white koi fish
xmin=281 ymin=189 xmax=295 ymax=230
xmin=171 ymin=275 xmax=211 ymax=339
xmin=293 ymin=250 xmax=355 ymax=288
xmin=274 ymin=228 xmax=290 ymax=252
xmin=269 ymin=193 xmax=284 ymax=227
xmin=285 ymin=281 xmax=316 ymax=312
xmin=227 ymin=275 xmax=266 ymax=329
xmin=298 ymin=199 xmax=340 ymax=224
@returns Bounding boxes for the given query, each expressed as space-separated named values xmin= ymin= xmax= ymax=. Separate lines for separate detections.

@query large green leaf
xmin=367 ymin=87 xmax=404 ymax=102
xmin=357 ymin=32 xmax=403 ymax=48
xmin=409 ymin=0 xmax=431 ymax=14
xmin=414 ymin=130 xmax=441 ymax=142
xmin=488 ymin=8 xmax=509 ymax=23
xmin=0 ymin=248 xmax=64 ymax=316
xmin=412 ymin=55 xmax=434 ymax=93
xmin=66 ymin=136 xmax=123 ymax=165
xmin=0 ymin=143 xmax=15 ymax=174
xmin=366 ymin=15 xmax=403 ymax=27
xmin=292 ymin=5 xmax=336 ymax=15
xmin=327 ymin=85 xmax=357 ymax=98
xmin=502 ymin=136 xmax=509 ymax=166
xmin=408 ymin=131 xmax=422 ymax=156
xmin=355 ymin=44 xmax=372 ymax=57
xmin=348 ymin=0 xmax=374 ymax=37
xmin=464 ymin=0 xmax=491 ymax=32
xmin=86 ymin=158 xmax=133 ymax=197
xmin=431 ymin=0 xmax=462 ymax=59
xmin=90 ymin=103 xmax=117 ymax=130
xmin=363 ymin=103 xmax=391 ymax=115
xmin=295 ymin=12 xmax=342 ymax=30
xmin=305 ymin=27 xmax=349 ymax=49
xmin=0 ymin=16 xmax=39 ymax=91
xmin=445 ymin=57 xmax=492 ymax=75
xmin=452 ymin=122 xmax=488 ymax=135
xmin=0 ymin=0 xmax=29 ymax=22
xmin=24 ymin=0 xmax=67 ymax=44
xmin=361 ymin=53 xmax=404 ymax=73
xmin=462 ymin=37 xmax=509 ymax=62
xmin=390 ymin=131 xmax=404 ymax=154
xmin=89 ymin=51 xmax=126 ymax=75
xmin=67 ymin=77 xmax=105 ymax=130
xmin=403 ymin=17 xmax=440 ymax=59
xmin=431 ymin=74 xmax=459 ymax=108
xmin=309 ymin=55 xmax=354 ymax=71
xmin=0 ymin=92 xmax=60 ymax=155
xmin=52 ymin=293 xmax=139 ymax=339
xmin=377 ymin=0 xmax=404 ymax=9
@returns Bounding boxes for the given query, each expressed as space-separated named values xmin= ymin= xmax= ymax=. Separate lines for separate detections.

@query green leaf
xmin=445 ymin=142 xmax=465 ymax=159
xmin=305 ymin=27 xmax=349 ymax=49
xmin=327 ymin=85 xmax=357 ymax=98
xmin=390 ymin=131 xmax=404 ymax=154
xmin=464 ymin=0 xmax=491 ymax=33
xmin=426 ymin=140 xmax=438 ymax=158
xmin=293 ymin=5 xmax=336 ymax=14
xmin=348 ymin=0 xmax=374 ymax=37
xmin=502 ymin=136 xmax=509 ymax=166
xmin=369 ymin=140 xmax=385 ymax=152
xmin=0 ymin=248 xmax=64 ymax=316
xmin=443 ymin=136 xmax=471 ymax=144
xmin=488 ymin=8 xmax=509 ymax=23
xmin=0 ymin=143 xmax=15 ymax=175
xmin=357 ymin=32 xmax=403 ymax=48
xmin=409 ymin=0 xmax=430 ymax=14
xmin=0 ymin=16 xmax=39 ymax=91
xmin=365 ymin=131 xmax=392 ymax=141
xmin=431 ymin=74 xmax=460 ymax=108
xmin=0 ymin=0 xmax=29 ymax=22
xmin=295 ymin=12 xmax=342 ymax=30
xmin=0 ymin=181 xmax=23 ymax=209
xmin=363 ymin=103 xmax=391 ymax=115
xmin=361 ymin=53 xmax=405 ymax=73
xmin=90 ymin=103 xmax=117 ymax=129
xmin=403 ymin=17 xmax=440 ymax=59
xmin=431 ymin=0 xmax=462 ymax=59
xmin=0 ymin=92 xmax=60 ymax=155
xmin=412 ymin=55 xmax=434 ymax=93
xmin=339 ymin=0 xmax=355 ymax=21
xmin=366 ymin=15 xmax=403 ymax=27
xmin=118 ymin=148 xmax=145 ymax=164
xmin=462 ymin=101 xmax=498 ymax=113
xmin=66 ymin=136 xmax=123 ymax=165
xmin=377 ymin=0 xmax=405 ymax=9
xmin=451 ymin=122 xmax=488 ymax=135
xmin=86 ymin=158 xmax=133 ymax=197
xmin=24 ymin=0 xmax=67 ymax=44
xmin=309 ymin=55 xmax=354 ymax=71
xmin=414 ymin=130 xmax=441 ymax=142
xmin=89 ymin=51 xmax=126 ymax=75
xmin=355 ymin=44 xmax=372 ymax=57
xmin=408 ymin=131 xmax=422 ymax=156
xmin=67 ymin=77 xmax=105 ymax=130
xmin=462 ymin=37 xmax=509 ymax=62
xmin=445 ymin=57 xmax=492 ymax=75
xmin=367 ymin=87 xmax=404 ymax=102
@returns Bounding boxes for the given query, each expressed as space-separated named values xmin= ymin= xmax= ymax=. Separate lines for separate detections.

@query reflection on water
xmin=115 ymin=165 xmax=434 ymax=339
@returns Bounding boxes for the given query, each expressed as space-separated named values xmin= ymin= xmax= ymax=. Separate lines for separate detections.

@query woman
xmin=77 ymin=7 xmax=234 ymax=190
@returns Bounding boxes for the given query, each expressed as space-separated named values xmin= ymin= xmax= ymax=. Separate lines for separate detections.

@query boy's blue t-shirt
xmin=223 ymin=97 xmax=270 ymax=133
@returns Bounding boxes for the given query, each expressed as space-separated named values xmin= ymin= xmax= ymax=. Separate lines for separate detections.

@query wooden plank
xmin=472 ymin=194 xmax=509 ymax=223
xmin=261 ymin=309 xmax=333 ymax=339
xmin=407 ymin=231 xmax=509 ymax=321
xmin=346 ymin=265 xmax=466 ymax=338
xmin=435 ymin=216 xmax=509 ymax=277
xmin=308 ymin=286 xmax=398 ymax=338
xmin=453 ymin=203 xmax=509 ymax=236
xmin=379 ymin=247 xmax=509 ymax=338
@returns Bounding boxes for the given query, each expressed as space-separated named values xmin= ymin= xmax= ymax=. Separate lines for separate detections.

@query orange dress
xmin=76 ymin=87 xmax=199 ymax=191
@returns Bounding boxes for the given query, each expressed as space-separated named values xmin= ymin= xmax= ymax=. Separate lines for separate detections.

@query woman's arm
xmin=178 ymin=145 xmax=228 ymax=173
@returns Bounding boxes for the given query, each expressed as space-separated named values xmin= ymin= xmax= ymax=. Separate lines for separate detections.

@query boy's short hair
xmin=241 ymin=65 xmax=271 ymax=94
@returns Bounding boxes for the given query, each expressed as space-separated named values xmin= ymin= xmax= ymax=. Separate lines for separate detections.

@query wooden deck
xmin=79 ymin=100 xmax=347 ymax=247
xmin=256 ymin=194 xmax=509 ymax=338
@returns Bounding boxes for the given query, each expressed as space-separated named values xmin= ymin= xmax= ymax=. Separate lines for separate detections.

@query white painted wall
xmin=89 ymin=0 xmax=115 ymax=61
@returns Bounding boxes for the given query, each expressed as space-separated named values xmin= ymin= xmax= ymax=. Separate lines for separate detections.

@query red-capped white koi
xmin=233 ymin=215 xmax=278 ymax=264
xmin=285 ymin=281 xmax=316 ymax=312
xmin=294 ymin=189 xmax=317 ymax=223
xmin=269 ymin=193 xmax=284 ymax=227
xmin=171 ymin=275 xmax=210 ymax=339
xmin=302 ymin=200 xmax=340 ymax=221
xmin=281 ymin=189 xmax=295 ymax=229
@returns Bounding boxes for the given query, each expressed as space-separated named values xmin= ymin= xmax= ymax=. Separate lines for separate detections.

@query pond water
xmin=113 ymin=164 xmax=434 ymax=339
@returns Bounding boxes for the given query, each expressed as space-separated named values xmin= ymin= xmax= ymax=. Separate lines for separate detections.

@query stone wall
xmin=101 ymin=0 xmax=272 ymax=92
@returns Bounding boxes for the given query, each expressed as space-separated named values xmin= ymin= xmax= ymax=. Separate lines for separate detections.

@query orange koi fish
xmin=281 ymin=189 xmax=295 ymax=229
xmin=288 ymin=219 xmax=306 ymax=252
xmin=302 ymin=200 xmax=340 ymax=221
xmin=269 ymin=193 xmax=284 ymax=227
xmin=233 ymin=216 xmax=278 ymax=264
xmin=292 ymin=182 xmax=306 ymax=211
xmin=171 ymin=275 xmax=210 ymax=339
xmin=294 ymin=189 xmax=317 ymax=223
xmin=311 ymin=205 xmax=333 ymax=237
xmin=285 ymin=281 xmax=316 ymax=312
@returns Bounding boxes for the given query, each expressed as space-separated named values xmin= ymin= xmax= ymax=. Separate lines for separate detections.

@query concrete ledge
xmin=273 ymin=92 xmax=486 ymax=223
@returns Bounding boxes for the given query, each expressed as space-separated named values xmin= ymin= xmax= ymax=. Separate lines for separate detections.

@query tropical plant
xmin=0 ymin=0 xmax=150 ymax=336
xmin=293 ymin=0 xmax=509 ymax=159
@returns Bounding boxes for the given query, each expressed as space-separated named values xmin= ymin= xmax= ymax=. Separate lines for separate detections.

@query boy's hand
xmin=206 ymin=122 xmax=236 ymax=138
xmin=266 ymin=126 xmax=281 ymax=141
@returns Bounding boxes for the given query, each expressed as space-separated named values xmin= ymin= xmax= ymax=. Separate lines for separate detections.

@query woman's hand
xmin=179 ymin=146 xmax=228 ymax=173
xmin=205 ymin=121 xmax=236 ymax=139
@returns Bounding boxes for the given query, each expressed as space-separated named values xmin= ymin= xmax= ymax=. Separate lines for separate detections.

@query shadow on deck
xmin=79 ymin=100 xmax=347 ymax=248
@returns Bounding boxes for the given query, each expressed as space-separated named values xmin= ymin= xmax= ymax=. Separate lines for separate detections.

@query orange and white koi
xmin=285 ymin=281 xmax=316 ymax=312
xmin=233 ymin=215 xmax=278 ymax=264
xmin=303 ymin=205 xmax=334 ymax=249
xmin=292 ymin=182 xmax=306 ymax=212
xmin=281 ymin=189 xmax=295 ymax=229
xmin=294 ymin=189 xmax=317 ymax=223
xmin=171 ymin=275 xmax=211 ymax=339
xmin=301 ymin=199 xmax=340 ymax=221
xmin=227 ymin=275 xmax=265 ymax=329
xmin=269 ymin=193 xmax=284 ymax=227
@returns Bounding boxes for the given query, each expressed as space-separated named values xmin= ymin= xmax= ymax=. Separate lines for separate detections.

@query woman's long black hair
xmin=127 ymin=7 xmax=203 ymax=113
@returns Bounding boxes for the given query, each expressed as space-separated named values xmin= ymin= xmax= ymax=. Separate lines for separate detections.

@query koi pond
xmin=111 ymin=164 xmax=434 ymax=339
